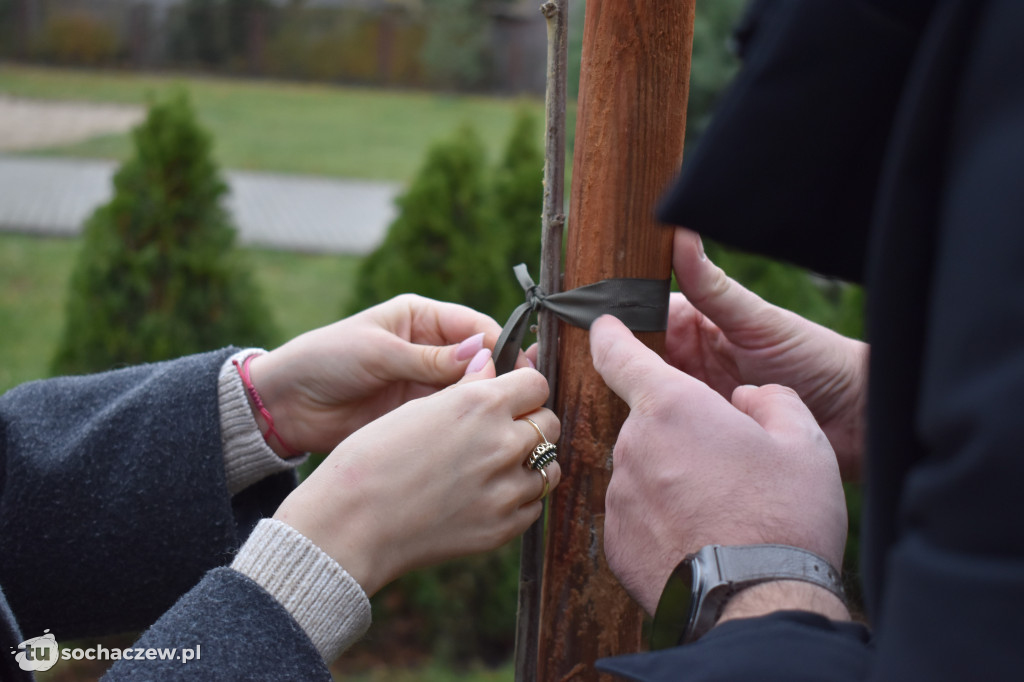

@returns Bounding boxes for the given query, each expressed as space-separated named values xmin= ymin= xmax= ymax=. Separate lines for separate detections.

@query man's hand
xmin=670 ymin=229 xmax=868 ymax=479
xmin=590 ymin=314 xmax=848 ymax=616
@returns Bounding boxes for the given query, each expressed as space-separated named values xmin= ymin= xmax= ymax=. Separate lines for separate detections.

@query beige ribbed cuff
xmin=231 ymin=518 xmax=372 ymax=662
xmin=218 ymin=350 xmax=307 ymax=495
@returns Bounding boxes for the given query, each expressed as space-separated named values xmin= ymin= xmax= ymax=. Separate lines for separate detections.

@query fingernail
xmin=455 ymin=332 xmax=486 ymax=361
xmin=697 ymin=236 xmax=707 ymax=262
xmin=466 ymin=348 xmax=491 ymax=374
xmin=527 ymin=357 xmax=536 ymax=370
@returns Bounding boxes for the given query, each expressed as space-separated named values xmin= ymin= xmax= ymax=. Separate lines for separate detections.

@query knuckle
xmin=394 ymin=292 xmax=424 ymax=306
xmin=519 ymin=367 xmax=550 ymax=402
xmin=460 ymin=380 xmax=503 ymax=410
xmin=766 ymin=383 xmax=800 ymax=401
xmin=698 ymin=262 xmax=731 ymax=303
xmin=534 ymin=409 xmax=560 ymax=440
xmin=500 ymin=430 xmax=526 ymax=461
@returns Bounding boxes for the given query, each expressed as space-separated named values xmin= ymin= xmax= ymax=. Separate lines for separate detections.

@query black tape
xmin=492 ymin=264 xmax=670 ymax=375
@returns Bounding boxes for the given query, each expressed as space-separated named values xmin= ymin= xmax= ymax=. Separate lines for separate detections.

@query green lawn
xmin=0 ymin=232 xmax=360 ymax=395
xmin=0 ymin=66 xmax=542 ymax=680
xmin=0 ymin=63 xmax=549 ymax=182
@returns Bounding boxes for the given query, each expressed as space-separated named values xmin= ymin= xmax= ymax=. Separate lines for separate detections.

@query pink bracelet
xmin=233 ymin=354 xmax=302 ymax=458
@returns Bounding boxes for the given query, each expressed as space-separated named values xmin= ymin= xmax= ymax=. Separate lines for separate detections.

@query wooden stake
xmin=538 ymin=1 xmax=696 ymax=679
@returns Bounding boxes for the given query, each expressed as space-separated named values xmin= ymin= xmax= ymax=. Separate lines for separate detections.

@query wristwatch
xmin=650 ymin=544 xmax=845 ymax=649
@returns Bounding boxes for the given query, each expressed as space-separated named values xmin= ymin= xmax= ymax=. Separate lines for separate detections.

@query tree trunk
xmin=537 ymin=1 xmax=696 ymax=679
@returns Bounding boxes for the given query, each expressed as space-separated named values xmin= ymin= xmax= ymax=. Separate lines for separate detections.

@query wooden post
xmin=537 ymin=1 xmax=696 ymax=679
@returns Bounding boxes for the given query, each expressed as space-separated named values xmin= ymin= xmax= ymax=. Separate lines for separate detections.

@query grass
xmin=0 ymin=66 xmax=547 ymax=679
xmin=0 ymin=234 xmax=78 ymax=393
xmin=0 ymin=63 xmax=549 ymax=182
xmin=0 ymin=232 xmax=361 ymax=395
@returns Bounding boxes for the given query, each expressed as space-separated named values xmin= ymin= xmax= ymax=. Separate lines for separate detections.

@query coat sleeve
xmin=100 ymin=568 xmax=332 ymax=681
xmin=866 ymin=0 xmax=1024 ymax=677
xmin=0 ymin=349 xmax=296 ymax=640
xmin=597 ymin=612 xmax=872 ymax=681
xmin=656 ymin=0 xmax=928 ymax=283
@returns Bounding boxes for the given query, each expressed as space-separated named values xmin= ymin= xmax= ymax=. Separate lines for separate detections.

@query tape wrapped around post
xmin=492 ymin=263 xmax=671 ymax=375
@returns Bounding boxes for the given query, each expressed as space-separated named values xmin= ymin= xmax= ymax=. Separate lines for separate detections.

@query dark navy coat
xmin=602 ymin=0 xmax=1024 ymax=679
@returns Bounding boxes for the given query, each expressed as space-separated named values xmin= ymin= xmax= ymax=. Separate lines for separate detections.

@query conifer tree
xmin=345 ymin=125 xmax=509 ymax=321
xmin=492 ymin=109 xmax=544 ymax=276
xmin=344 ymin=119 xmax=545 ymax=666
xmin=52 ymin=92 xmax=276 ymax=375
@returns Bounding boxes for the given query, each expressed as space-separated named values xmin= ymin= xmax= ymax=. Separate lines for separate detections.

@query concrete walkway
xmin=0 ymin=155 xmax=401 ymax=254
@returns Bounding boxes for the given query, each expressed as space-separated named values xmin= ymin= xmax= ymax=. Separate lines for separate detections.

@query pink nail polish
xmin=466 ymin=348 xmax=491 ymax=374
xmin=456 ymin=332 xmax=486 ymax=361
xmin=527 ymin=357 xmax=536 ymax=370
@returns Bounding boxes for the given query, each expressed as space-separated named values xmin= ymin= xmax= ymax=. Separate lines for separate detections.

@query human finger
xmin=455 ymin=364 xmax=550 ymax=419
xmin=393 ymin=294 xmax=504 ymax=348
xmin=515 ymin=409 xmax=560 ymax=452
xmin=590 ymin=315 xmax=678 ymax=408
xmin=373 ymin=333 xmax=485 ymax=389
xmin=731 ymin=384 xmax=815 ymax=436
xmin=520 ymin=459 xmax=562 ymax=507
xmin=673 ymin=228 xmax=784 ymax=336
xmin=524 ymin=343 xmax=539 ymax=368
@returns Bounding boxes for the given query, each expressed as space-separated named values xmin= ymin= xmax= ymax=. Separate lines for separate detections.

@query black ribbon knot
xmin=491 ymin=263 xmax=671 ymax=375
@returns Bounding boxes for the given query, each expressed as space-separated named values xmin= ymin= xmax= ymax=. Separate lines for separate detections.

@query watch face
xmin=650 ymin=558 xmax=700 ymax=650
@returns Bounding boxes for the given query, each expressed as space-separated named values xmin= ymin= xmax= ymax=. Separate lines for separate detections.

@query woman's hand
xmin=245 ymin=294 xmax=529 ymax=455
xmin=272 ymin=358 xmax=561 ymax=596
xmin=668 ymin=229 xmax=869 ymax=479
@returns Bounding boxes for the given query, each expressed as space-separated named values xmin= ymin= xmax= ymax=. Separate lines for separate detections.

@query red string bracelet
xmin=233 ymin=354 xmax=302 ymax=458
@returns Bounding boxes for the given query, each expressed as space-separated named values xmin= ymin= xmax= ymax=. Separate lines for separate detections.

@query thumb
xmin=730 ymin=384 xmax=814 ymax=436
xmin=673 ymin=228 xmax=782 ymax=337
xmin=590 ymin=315 xmax=672 ymax=408
xmin=458 ymin=348 xmax=497 ymax=383
xmin=387 ymin=335 xmax=489 ymax=387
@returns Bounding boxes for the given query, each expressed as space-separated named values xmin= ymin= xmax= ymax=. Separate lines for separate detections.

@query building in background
xmin=0 ymin=0 xmax=552 ymax=94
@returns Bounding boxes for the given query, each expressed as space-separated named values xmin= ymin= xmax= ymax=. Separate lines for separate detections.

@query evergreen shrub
xmin=345 ymin=124 xmax=513 ymax=322
xmin=493 ymin=110 xmax=544 ymax=275
xmin=52 ymin=92 xmax=276 ymax=375
xmin=345 ymin=113 xmax=544 ymax=666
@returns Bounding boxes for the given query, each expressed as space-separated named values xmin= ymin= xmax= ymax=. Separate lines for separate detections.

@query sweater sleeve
xmin=217 ymin=349 xmax=307 ymax=496
xmin=231 ymin=519 xmax=372 ymax=661
xmin=98 ymin=521 xmax=371 ymax=680
xmin=0 ymin=349 xmax=297 ymax=640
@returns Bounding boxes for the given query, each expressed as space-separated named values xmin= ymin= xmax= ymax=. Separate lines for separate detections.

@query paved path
xmin=0 ymin=155 xmax=401 ymax=254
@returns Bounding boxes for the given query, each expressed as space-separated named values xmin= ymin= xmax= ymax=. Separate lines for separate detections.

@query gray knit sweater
xmin=1 ymin=349 xmax=371 ymax=680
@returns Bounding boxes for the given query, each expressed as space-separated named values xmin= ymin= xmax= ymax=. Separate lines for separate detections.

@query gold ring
xmin=533 ymin=467 xmax=550 ymax=502
xmin=524 ymin=417 xmax=547 ymax=443
xmin=522 ymin=418 xmax=558 ymax=471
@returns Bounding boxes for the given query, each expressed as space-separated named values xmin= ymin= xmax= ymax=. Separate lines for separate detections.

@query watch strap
xmin=651 ymin=544 xmax=845 ymax=650
xmin=712 ymin=544 xmax=844 ymax=595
